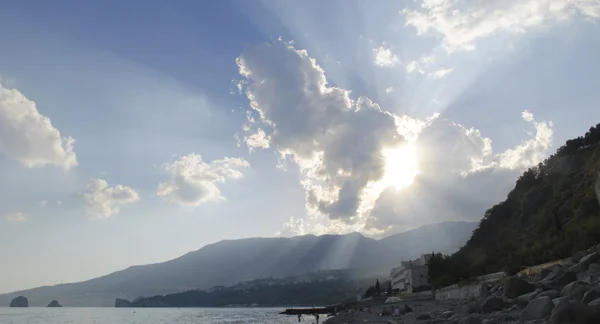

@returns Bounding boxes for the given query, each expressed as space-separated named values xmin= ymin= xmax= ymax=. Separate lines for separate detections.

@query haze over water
xmin=0 ymin=308 xmax=309 ymax=324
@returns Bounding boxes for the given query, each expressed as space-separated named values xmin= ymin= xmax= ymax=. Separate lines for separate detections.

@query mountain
xmin=0 ymin=221 xmax=476 ymax=307
xmin=430 ymin=123 xmax=600 ymax=285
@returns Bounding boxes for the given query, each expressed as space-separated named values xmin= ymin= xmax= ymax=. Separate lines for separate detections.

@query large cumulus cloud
xmin=236 ymin=41 xmax=405 ymax=224
xmin=0 ymin=83 xmax=77 ymax=169
xmin=235 ymin=40 xmax=554 ymax=236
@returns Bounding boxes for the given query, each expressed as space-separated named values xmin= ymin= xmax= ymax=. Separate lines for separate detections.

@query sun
xmin=381 ymin=144 xmax=420 ymax=189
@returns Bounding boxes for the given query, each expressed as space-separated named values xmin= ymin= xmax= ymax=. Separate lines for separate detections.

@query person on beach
xmin=297 ymin=313 xmax=302 ymax=322
xmin=314 ymin=314 xmax=319 ymax=324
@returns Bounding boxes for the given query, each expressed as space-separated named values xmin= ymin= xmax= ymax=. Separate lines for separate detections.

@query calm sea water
xmin=0 ymin=307 xmax=321 ymax=324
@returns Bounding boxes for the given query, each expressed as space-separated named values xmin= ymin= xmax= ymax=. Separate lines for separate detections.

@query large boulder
xmin=458 ymin=316 xmax=482 ymax=324
xmin=561 ymin=281 xmax=592 ymax=301
xmin=572 ymin=251 xmax=588 ymax=264
xmin=549 ymin=302 xmax=600 ymax=324
xmin=581 ymin=263 xmax=600 ymax=284
xmin=543 ymin=265 xmax=564 ymax=282
xmin=546 ymin=271 xmax=578 ymax=291
xmin=504 ymin=277 xmax=535 ymax=298
xmin=570 ymin=252 xmax=600 ymax=274
xmin=520 ymin=296 xmax=555 ymax=322
xmin=581 ymin=285 xmax=600 ymax=305
xmin=589 ymin=298 xmax=600 ymax=307
xmin=480 ymin=295 xmax=505 ymax=313
xmin=517 ymin=290 xmax=541 ymax=305
xmin=114 ymin=298 xmax=131 ymax=307
xmin=538 ymin=289 xmax=560 ymax=299
xmin=9 ymin=296 xmax=28 ymax=307
xmin=47 ymin=300 xmax=62 ymax=307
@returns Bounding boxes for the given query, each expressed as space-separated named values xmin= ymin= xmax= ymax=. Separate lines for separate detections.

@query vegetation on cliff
xmin=430 ymin=123 xmax=600 ymax=285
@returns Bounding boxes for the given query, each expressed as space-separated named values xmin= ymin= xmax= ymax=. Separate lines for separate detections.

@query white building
xmin=389 ymin=254 xmax=431 ymax=293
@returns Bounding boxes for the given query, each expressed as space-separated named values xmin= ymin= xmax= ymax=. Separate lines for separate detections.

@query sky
xmin=1 ymin=0 xmax=600 ymax=293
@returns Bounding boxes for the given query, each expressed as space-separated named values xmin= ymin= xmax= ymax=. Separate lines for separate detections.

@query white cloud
xmin=36 ymin=200 xmax=48 ymax=206
xmin=373 ymin=46 xmax=400 ymax=67
xmin=432 ymin=67 xmax=454 ymax=79
xmin=236 ymin=40 xmax=555 ymax=236
xmin=0 ymin=83 xmax=77 ymax=169
xmin=496 ymin=110 xmax=553 ymax=170
xmin=404 ymin=0 xmax=600 ymax=52
xmin=83 ymin=179 xmax=140 ymax=219
xmin=244 ymin=128 xmax=271 ymax=150
xmin=157 ymin=154 xmax=250 ymax=206
xmin=406 ymin=55 xmax=434 ymax=74
xmin=6 ymin=212 xmax=27 ymax=223
xmin=385 ymin=87 xmax=395 ymax=94
xmin=366 ymin=110 xmax=553 ymax=236
xmin=237 ymin=41 xmax=406 ymax=223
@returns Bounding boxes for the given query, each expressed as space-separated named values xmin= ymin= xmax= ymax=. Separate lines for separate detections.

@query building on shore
xmin=389 ymin=254 xmax=431 ymax=294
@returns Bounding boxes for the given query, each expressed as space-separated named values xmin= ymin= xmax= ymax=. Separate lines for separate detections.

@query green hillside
xmin=433 ymin=123 xmax=600 ymax=285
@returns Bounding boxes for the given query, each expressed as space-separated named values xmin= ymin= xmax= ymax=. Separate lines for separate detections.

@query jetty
xmin=279 ymin=304 xmax=340 ymax=315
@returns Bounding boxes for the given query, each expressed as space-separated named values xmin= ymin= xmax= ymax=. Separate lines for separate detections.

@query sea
xmin=0 ymin=307 xmax=320 ymax=324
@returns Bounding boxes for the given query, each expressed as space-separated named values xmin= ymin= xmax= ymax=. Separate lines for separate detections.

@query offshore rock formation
xmin=10 ymin=296 xmax=28 ymax=307
xmin=47 ymin=300 xmax=62 ymax=307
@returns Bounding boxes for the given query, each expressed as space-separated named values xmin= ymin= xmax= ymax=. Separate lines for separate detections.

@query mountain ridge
xmin=0 ymin=220 xmax=477 ymax=307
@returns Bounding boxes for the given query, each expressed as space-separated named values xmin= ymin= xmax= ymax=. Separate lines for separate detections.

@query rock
xmin=581 ymin=252 xmax=600 ymax=265
xmin=517 ymin=290 xmax=541 ymax=305
xmin=458 ymin=316 xmax=482 ymax=324
xmin=538 ymin=289 xmax=560 ymax=299
xmin=589 ymin=298 xmax=600 ymax=307
xmin=546 ymin=271 xmax=578 ymax=291
xmin=114 ymin=298 xmax=131 ymax=307
xmin=552 ymin=296 xmax=571 ymax=306
xmin=490 ymin=284 xmax=500 ymax=294
xmin=504 ymin=277 xmax=536 ymax=298
xmin=582 ymin=263 xmax=600 ymax=284
xmin=481 ymin=320 xmax=497 ymax=324
xmin=561 ymin=281 xmax=592 ymax=301
xmin=440 ymin=311 xmax=456 ymax=319
xmin=449 ymin=314 xmax=462 ymax=321
xmin=417 ymin=314 xmax=432 ymax=320
xmin=570 ymin=252 xmax=600 ymax=273
xmin=582 ymin=286 xmax=600 ymax=305
xmin=481 ymin=296 xmax=505 ymax=313
xmin=549 ymin=302 xmax=600 ymax=324
xmin=540 ymin=268 xmax=553 ymax=280
xmin=47 ymin=300 xmax=62 ymax=307
xmin=9 ymin=296 xmax=28 ymax=307
xmin=520 ymin=296 xmax=555 ymax=322
xmin=543 ymin=265 xmax=564 ymax=281
xmin=572 ymin=251 xmax=588 ymax=263
xmin=463 ymin=301 xmax=481 ymax=314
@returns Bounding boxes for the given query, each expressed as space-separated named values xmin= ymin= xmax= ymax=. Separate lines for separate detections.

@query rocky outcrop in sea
xmin=47 ymin=300 xmax=62 ymax=307
xmin=9 ymin=296 xmax=28 ymax=307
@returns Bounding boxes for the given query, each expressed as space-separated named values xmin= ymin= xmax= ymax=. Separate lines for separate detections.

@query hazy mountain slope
xmin=0 ymin=221 xmax=476 ymax=307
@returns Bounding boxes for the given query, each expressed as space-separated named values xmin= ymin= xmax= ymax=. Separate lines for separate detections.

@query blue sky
xmin=1 ymin=0 xmax=599 ymax=293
